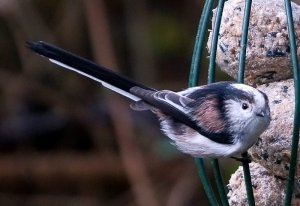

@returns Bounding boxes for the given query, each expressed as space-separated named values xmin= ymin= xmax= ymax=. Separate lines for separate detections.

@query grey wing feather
xmin=129 ymin=87 xmax=155 ymax=111
xmin=154 ymin=90 xmax=194 ymax=111
xmin=130 ymin=101 xmax=152 ymax=111
xmin=130 ymin=87 xmax=194 ymax=113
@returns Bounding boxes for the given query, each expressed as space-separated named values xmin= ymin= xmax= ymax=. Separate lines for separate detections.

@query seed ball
xmin=207 ymin=0 xmax=300 ymax=85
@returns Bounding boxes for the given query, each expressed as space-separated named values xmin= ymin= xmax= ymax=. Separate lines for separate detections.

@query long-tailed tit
xmin=27 ymin=41 xmax=271 ymax=159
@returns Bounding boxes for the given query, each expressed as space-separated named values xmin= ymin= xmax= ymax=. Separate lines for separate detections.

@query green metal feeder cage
xmin=189 ymin=0 xmax=300 ymax=205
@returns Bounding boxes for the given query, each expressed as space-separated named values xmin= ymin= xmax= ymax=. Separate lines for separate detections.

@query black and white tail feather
xmin=28 ymin=41 xmax=271 ymax=158
xmin=27 ymin=41 xmax=202 ymax=134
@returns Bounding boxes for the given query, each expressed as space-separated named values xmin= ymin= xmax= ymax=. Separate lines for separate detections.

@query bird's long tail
xmin=27 ymin=41 xmax=156 ymax=101
xmin=28 ymin=41 xmax=204 ymax=133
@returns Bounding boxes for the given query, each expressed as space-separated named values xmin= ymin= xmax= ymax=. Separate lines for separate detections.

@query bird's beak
xmin=255 ymin=106 xmax=271 ymax=118
xmin=255 ymin=110 xmax=265 ymax=117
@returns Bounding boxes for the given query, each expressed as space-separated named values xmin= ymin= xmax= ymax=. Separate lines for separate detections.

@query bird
xmin=27 ymin=41 xmax=271 ymax=159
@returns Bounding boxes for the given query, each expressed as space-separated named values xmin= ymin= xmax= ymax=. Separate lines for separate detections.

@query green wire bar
xmin=194 ymin=159 xmax=218 ymax=206
xmin=236 ymin=1 xmax=256 ymax=206
xmin=191 ymin=0 xmax=300 ymax=205
xmin=208 ymin=0 xmax=225 ymax=83
xmin=189 ymin=1 xmax=219 ymax=205
xmin=241 ymin=152 xmax=255 ymax=206
xmin=237 ymin=0 xmax=252 ymax=83
xmin=211 ymin=159 xmax=229 ymax=206
xmin=189 ymin=0 xmax=215 ymax=87
xmin=284 ymin=0 xmax=300 ymax=205
xmin=207 ymin=0 xmax=230 ymax=205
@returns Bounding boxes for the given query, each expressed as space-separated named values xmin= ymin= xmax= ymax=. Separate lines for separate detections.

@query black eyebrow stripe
xmin=225 ymin=85 xmax=255 ymax=103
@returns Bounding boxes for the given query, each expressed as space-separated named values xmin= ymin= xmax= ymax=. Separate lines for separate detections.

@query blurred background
xmin=0 ymin=0 xmax=239 ymax=205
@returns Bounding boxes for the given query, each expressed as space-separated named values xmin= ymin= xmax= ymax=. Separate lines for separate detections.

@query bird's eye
xmin=242 ymin=103 xmax=249 ymax=110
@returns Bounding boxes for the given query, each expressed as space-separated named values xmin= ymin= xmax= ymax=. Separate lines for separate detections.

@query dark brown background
xmin=0 ymin=0 xmax=251 ymax=205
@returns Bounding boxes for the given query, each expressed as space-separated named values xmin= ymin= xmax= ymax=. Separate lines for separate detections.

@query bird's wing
xmin=179 ymin=85 xmax=234 ymax=144
xmin=130 ymin=87 xmax=203 ymax=132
